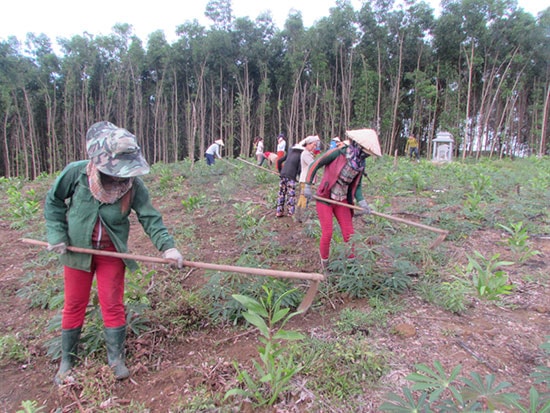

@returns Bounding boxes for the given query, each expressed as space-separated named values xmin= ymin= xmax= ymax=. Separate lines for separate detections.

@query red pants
xmin=316 ymin=201 xmax=354 ymax=260
xmin=61 ymin=246 xmax=126 ymax=329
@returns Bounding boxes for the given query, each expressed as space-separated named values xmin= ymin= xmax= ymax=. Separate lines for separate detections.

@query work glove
xmin=357 ymin=200 xmax=372 ymax=215
xmin=47 ymin=242 xmax=67 ymax=254
xmin=163 ymin=248 xmax=184 ymax=269
xmin=303 ymin=184 xmax=313 ymax=201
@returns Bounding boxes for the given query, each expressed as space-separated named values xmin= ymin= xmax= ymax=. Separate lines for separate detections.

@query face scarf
xmin=87 ymin=161 xmax=133 ymax=204
xmin=346 ymin=140 xmax=369 ymax=171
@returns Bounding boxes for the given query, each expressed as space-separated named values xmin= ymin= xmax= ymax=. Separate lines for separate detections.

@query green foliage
xmin=415 ymin=278 xmax=469 ymax=314
xmin=380 ymin=361 xmax=523 ymax=412
xmin=336 ymin=298 xmax=403 ymax=333
xmin=16 ymin=400 xmax=45 ymax=413
xmin=329 ymin=241 xmax=414 ymax=299
xmin=181 ymin=194 xmax=206 ymax=212
xmin=233 ymin=201 xmax=271 ymax=241
xmin=204 ymin=273 xmax=301 ymax=324
xmin=6 ymin=185 xmax=41 ymax=229
xmin=225 ymin=287 xmax=305 ymax=407
xmin=296 ymin=335 xmax=388 ymax=401
xmin=406 ymin=169 xmax=426 ymax=193
xmin=0 ymin=334 xmax=30 ymax=364
xmin=16 ymin=269 xmax=64 ymax=310
xmin=531 ymin=336 xmax=550 ymax=389
xmin=497 ymin=221 xmax=541 ymax=263
xmin=463 ymin=251 xmax=514 ymax=300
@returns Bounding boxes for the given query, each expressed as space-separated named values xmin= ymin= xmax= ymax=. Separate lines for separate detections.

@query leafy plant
xmin=380 ymin=361 xmax=521 ymax=412
xmin=6 ymin=185 xmax=40 ymax=228
xmin=204 ymin=272 xmax=301 ymax=324
xmin=296 ymin=335 xmax=388 ymax=401
xmin=463 ymin=251 xmax=514 ymax=300
xmin=16 ymin=400 xmax=45 ymax=413
xmin=16 ymin=270 xmax=64 ymax=310
xmin=0 ymin=334 xmax=30 ymax=363
xmin=225 ymin=287 xmax=305 ymax=406
xmin=181 ymin=194 xmax=205 ymax=212
xmin=416 ymin=278 xmax=469 ymax=314
xmin=233 ymin=201 xmax=271 ymax=240
xmin=498 ymin=221 xmax=541 ymax=263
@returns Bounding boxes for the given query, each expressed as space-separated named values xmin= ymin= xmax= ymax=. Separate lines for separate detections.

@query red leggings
xmin=61 ymin=246 xmax=126 ymax=329
xmin=316 ymin=201 xmax=355 ymax=260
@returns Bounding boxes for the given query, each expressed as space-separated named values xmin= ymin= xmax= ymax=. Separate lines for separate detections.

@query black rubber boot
xmin=104 ymin=325 xmax=130 ymax=380
xmin=54 ymin=327 xmax=81 ymax=385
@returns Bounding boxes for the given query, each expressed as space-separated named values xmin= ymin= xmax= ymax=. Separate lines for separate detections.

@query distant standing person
xmin=329 ymin=137 xmax=341 ymax=150
xmin=276 ymin=133 xmax=286 ymax=171
xmin=205 ymin=139 xmax=224 ymax=165
xmin=296 ymin=135 xmax=320 ymax=222
xmin=276 ymin=142 xmax=304 ymax=217
xmin=44 ymin=121 xmax=185 ymax=385
xmin=303 ymin=129 xmax=381 ymax=270
xmin=254 ymin=137 xmax=265 ymax=166
xmin=405 ymin=135 xmax=420 ymax=161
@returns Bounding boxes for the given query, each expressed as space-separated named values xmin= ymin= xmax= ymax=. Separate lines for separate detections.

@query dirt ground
xmin=1 ymin=177 xmax=549 ymax=412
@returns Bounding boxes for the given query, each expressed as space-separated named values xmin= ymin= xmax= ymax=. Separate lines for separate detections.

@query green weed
xmin=297 ymin=335 xmax=388 ymax=401
xmin=6 ymin=185 xmax=40 ymax=229
xmin=0 ymin=334 xmax=30 ymax=364
xmin=16 ymin=400 xmax=45 ymax=413
xmin=181 ymin=194 xmax=205 ymax=212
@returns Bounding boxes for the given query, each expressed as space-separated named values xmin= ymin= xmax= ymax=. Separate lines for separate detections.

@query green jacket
xmin=44 ymin=160 xmax=175 ymax=272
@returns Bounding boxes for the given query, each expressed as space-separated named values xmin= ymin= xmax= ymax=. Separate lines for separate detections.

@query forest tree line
xmin=0 ymin=0 xmax=549 ymax=179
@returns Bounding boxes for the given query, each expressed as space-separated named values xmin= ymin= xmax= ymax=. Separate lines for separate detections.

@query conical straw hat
xmin=345 ymin=129 xmax=382 ymax=157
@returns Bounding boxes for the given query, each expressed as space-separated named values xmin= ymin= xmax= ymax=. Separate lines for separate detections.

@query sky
xmin=0 ymin=0 xmax=547 ymax=48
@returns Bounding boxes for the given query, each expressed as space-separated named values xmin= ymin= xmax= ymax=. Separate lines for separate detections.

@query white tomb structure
xmin=432 ymin=132 xmax=454 ymax=162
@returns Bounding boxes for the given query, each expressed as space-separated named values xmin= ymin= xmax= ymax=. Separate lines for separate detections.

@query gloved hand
xmin=163 ymin=248 xmax=184 ymax=269
xmin=303 ymin=184 xmax=313 ymax=200
xmin=47 ymin=242 xmax=67 ymax=254
xmin=358 ymin=200 xmax=372 ymax=215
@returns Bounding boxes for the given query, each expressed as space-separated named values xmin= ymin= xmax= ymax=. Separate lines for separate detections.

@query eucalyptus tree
xmin=202 ymin=0 xmax=241 ymax=157
xmin=0 ymin=37 xmax=36 ymax=177
xmin=435 ymin=0 xmax=547 ymax=157
xmin=143 ymin=30 xmax=175 ymax=163
xmin=174 ymin=20 xmax=208 ymax=162
xmin=277 ymin=11 xmax=308 ymax=144
xmin=25 ymin=33 xmax=62 ymax=175
xmin=231 ymin=15 xmax=276 ymax=156
xmin=308 ymin=0 xmax=359 ymax=141
xmin=357 ymin=0 xmax=395 ymax=151
xmin=58 ymin=33 xmax=102 ymax=164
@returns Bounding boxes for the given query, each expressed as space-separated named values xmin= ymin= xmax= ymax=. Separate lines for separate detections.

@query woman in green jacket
xmin=44 ymin=121 xmax=184 ymax=385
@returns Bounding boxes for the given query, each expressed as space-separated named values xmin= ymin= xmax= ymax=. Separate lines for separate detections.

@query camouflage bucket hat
xmin=86 ymin=121 xmax=150 ymax=177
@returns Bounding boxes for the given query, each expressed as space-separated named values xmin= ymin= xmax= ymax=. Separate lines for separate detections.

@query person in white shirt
xmin=254 ymin=137 xmax=265 ymax=166
xmin=295 ymin=135 xmax=320 ymax=222
xmin=205 ymin=139 xmax=224 ymax=165
xmin=276 ymin=133 xmax=286 ymax=171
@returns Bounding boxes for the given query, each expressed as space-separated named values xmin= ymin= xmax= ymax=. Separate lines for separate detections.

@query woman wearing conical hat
xmin=303 ymin=129 xmax=382 ymax=271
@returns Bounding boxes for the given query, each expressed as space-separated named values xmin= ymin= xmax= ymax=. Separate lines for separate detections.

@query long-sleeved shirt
xmin=299 ymin=149 xmax=315 ymax=183
xmin=44 ymin=160 xmax=175 ymax=272
xmin=206 ymin=143 xmax=222 ymax=158
xmin=305 ymin=148 xmax=364 ymax=204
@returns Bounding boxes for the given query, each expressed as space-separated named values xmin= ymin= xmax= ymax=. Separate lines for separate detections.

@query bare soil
xmin=1 ymin=174 xmax=549 ymax=412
